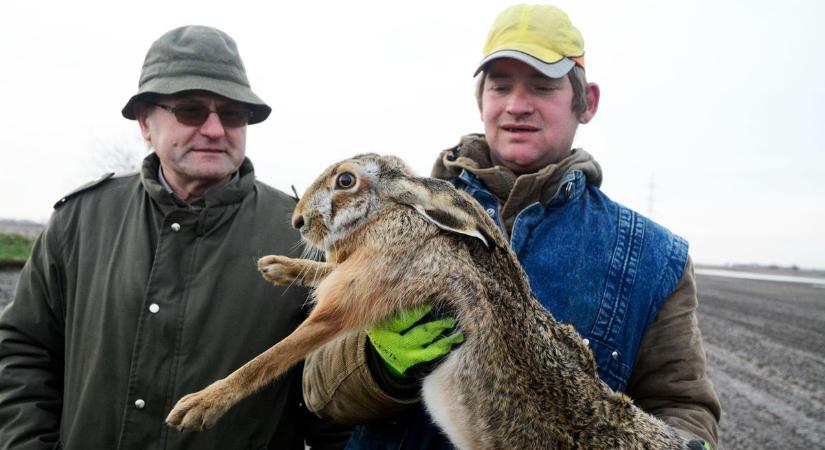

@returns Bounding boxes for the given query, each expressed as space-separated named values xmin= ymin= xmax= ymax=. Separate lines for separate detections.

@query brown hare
xmin=166 ymin=153 xmax=691 ymax=449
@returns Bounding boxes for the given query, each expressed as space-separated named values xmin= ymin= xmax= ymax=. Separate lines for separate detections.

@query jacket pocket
xmin=588 ymin=338 xmax=632 ymax=392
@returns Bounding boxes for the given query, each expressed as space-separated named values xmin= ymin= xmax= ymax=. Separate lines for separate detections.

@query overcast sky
xmin=1 ymin=0 xmax=823 ymax=269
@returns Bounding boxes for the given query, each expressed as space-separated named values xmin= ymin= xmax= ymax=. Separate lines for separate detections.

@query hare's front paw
xmin=166 ymin=381 xmax=234 ymax=432
xmin=257 ymin=255 xmax=302 ymax=285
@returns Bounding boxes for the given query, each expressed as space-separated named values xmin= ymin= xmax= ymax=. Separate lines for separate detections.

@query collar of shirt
xmin=157 ymin=167 xmax=240 ymax=209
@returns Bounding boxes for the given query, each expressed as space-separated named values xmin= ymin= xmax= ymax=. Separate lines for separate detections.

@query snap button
xmin=149 ymin=303 xmax=160 ymax=314
xmin=485 ymin=208 xmax=496 ymax=216
xmin=611 ymin=351 xmax=619 ymax=359
xmin=582 ymin=338 xmax=589 ymax=346
xmin=135 ymin=399 xmax=146 ymax=409
xmin=171 ymin=223 xmax=181 ymax=232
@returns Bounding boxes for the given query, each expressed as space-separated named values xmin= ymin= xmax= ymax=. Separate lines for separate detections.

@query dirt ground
xmin=695 ymin=273 xmax=825 ymax=450
xmin=1 ymin=268 xmax=823 ymax=450
xmin=0 ymin=269 xmax=20 ymax=308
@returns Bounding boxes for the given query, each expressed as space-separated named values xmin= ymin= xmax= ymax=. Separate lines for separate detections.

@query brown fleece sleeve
xmin=626 ymin=256 xmax=722 ymax=449
xmin=302 ymin=330 xmax=420 ymax=424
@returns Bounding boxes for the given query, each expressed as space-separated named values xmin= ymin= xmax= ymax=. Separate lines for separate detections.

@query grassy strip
xmin=0 ymin=233 xmax=35 ymax=266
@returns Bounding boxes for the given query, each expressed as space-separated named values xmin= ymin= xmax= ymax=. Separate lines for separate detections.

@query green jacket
xmin=0 ymin=154 xmax=346 ymax=449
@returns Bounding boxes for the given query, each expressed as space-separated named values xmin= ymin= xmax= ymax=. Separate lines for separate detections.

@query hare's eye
xmin=336 ymin=172 xmax=356 ymax=189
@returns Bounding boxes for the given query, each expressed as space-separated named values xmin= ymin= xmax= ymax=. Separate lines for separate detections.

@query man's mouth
xmin=501 ymin=124 xmax=539 ymax=133
xmin=192 ymin=148 xmax=225 ymax=153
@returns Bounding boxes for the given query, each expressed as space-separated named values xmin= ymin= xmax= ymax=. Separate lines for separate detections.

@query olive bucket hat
xmin=122 ymin=25 xmax=271 ymax=124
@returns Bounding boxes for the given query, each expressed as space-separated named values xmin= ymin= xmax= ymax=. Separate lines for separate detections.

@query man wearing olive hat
xmin=0 ymin=26 xmax=348 ymax=449
xmin=304 ymin=4 xmax=721 ymax=449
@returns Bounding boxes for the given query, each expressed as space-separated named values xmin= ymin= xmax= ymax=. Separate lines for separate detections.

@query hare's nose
xmin=292 ymin=215 xmax=305 ymax=230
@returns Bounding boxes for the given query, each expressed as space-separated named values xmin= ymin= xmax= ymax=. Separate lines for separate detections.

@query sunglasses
xmin=149 ymin=101 xmax=253 ymax=128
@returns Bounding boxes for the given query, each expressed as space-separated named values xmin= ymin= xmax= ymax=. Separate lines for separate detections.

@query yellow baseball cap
xmin=475 ymin=4 xmax=585 ymax=78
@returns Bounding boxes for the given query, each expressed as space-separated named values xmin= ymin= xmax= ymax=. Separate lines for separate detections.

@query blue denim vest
xmin=346 ymin=169 xmax=689 ymax=450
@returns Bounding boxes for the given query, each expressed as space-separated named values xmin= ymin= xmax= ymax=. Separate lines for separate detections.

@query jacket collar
xmin=141 ymin=153 xmax=256 ymax=214
xmin=431 ymin=134 xmax=603 ymax=231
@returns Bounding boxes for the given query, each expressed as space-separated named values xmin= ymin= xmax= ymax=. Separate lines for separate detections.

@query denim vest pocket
xmin=587 ymin=338 xmax=633 ymax=392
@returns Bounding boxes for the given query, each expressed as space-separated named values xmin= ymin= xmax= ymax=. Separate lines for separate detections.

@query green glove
xmin=366 ymin=305 xmax=464 ymax=378
xmin=686 ymin=440 xmax=711 ymax=450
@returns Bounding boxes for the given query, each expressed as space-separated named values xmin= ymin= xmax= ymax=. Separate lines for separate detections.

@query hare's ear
xmin=398 ymin=178 xmax=497 ymax=249
xmin=412 ymin=205 xmax=494 ymax=249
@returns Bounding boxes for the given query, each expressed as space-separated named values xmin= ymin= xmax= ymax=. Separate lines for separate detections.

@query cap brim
xmin=122 ymin=75 xmax=271 ymax=124
xmin=473 ymin=50 xmax=575 ymax=79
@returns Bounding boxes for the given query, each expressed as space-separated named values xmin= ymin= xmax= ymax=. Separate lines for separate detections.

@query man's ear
xmin=579 ymin=82 xmax=600 ymax=124
xmin=135 ymin=104 xmax=153 ymax=142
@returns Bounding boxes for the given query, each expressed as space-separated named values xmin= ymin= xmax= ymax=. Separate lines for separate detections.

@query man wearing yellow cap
xmin=303 ymin=4 xmax=720 ymax=449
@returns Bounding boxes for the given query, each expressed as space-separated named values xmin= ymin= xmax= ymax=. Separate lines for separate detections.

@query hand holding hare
xmin=166 ymin=153 xmax=692 ymax=449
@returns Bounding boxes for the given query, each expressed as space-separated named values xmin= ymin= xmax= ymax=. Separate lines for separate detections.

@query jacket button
xmin=582 ymin=338 xmax=589 ymax=346
xmin=611 ymin=351 xmax=619 ymax=359
xmin=149 ymin=303 xmax=160 ymax=314
xmin=485 ymin=208 xmax=495 ymax=216
xmin=171 ymin=223 xmax=181 ymax=232
xmin=135 ymin=399 xmax=146 ymax=409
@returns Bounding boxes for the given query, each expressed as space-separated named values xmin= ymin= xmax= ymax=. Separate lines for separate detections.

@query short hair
xmin=474 ymin=65 xmax=589 ymax=117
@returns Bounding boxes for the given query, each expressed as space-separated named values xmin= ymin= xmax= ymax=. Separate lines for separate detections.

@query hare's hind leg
xmin=166 ymin=312 xmax=345 ymax=431
xmin=167 ymin=254 xmax=389 ymax=432
xmin=257 ymin=255 xmax=334 ymax=287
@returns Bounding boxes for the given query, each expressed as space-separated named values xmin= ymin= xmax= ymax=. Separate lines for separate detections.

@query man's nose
xmin=199 ymin=111 xmax=226 ymax=138
xmin=506 ymin=86 xmax=534 ymax=116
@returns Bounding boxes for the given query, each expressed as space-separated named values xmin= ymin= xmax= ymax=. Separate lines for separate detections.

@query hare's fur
xmin=166 ymin=154 xmax=688 ymax=449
